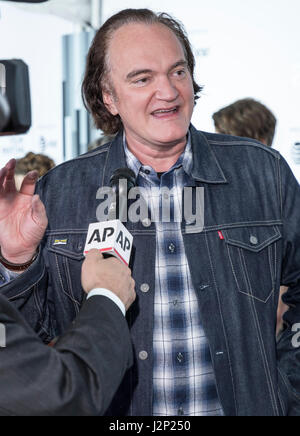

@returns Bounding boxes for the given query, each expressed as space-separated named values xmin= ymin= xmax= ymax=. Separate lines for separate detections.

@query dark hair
xmin=212 ymin=98 xmax=277 ymax=147
xmin=82 ymin=8 xmax=202 ymax=135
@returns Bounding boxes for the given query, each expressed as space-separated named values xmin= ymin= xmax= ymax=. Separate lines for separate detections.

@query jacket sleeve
xmin=0 ymin=176 xmax=54 ymax=342
xmin=0 ymin=294 xmax=133 ymax=416
xmin=0 ymin=244 xmax=53 ymax=343
xmin=276 ymin=156 xmax=300 ymax=415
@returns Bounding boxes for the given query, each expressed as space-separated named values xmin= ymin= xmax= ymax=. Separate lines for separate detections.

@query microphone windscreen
xmin=110 ymin=168 xmax=136 ymax=192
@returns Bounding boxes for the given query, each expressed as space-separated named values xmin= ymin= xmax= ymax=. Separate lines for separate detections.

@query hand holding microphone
xmin=81 ymin=250 xmax=136 ymax=311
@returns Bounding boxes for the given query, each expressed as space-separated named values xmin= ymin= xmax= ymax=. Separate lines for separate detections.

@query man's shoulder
xmin=39 ymin=143 xmax=112 ymax=184
xmin=194 ymin=128 xmax=280 ymax=160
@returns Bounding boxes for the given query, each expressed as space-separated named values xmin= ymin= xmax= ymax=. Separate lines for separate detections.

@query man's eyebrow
xmin=126 ymin=60 xmax=188 ymax=81
xmin=170 ymin=60 xmax=188 ymax=70
xmin=126 ymin=69 xmax=153 ymax=81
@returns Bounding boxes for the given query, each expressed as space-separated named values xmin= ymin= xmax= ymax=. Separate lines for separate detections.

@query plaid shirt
xmin=124 ymin=136 xmax=223 ymax=416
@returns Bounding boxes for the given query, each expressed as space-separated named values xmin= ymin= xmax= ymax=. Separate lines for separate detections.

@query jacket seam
xmin=207 ymin=139 xmax=280 ymax=157
xmin=242 ymin=253 xmax=279 ymax=415
xmin=278 ymin=158 xmax=283 ymax=219
xmin=225 ymin=233 xmax=281 ymax=252
xmin=194 ymin=131 xmax=228 ymax=182
xmin=44 ymin=221 xmax=283 ymax=237
xmin=54 ymin=254 xmax=81 ymax=307
xmin=38 ymin=147 xmax=110 ymax=186
xmin=64 ymin=256 xmax=81 ymax=313
xmin=102 ymin=141 xmax=112 ymax=186
xmin=236 ymin=248 xmax=274 ymax=303
xmin=7 ymin=264 xmax=46 ymax=301
xmin=204 ymin=231 xmax=238 ymax=415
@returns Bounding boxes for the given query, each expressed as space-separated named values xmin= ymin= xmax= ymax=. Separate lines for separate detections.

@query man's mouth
xmin=151 ymin=106 xmax=179 ymax=117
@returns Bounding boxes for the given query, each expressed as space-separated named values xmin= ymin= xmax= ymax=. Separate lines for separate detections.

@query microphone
xmin=84 ymin=168 xmax=136 ymax=266
xmin=0 ymin=94 xmax=10 ymax=132
xmin=108 ymin=168 xmax=136 ymax=222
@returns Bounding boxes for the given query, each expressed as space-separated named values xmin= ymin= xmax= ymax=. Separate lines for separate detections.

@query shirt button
xmin=139 ymin=351 xmax=148 ymax=361
xmin=142 ymin=218 xmax=152 ymax=228
xmin=163 ymin=193 xmax=169 ymax=200
xmin=177 ymin=352 xmax=184 ymax=363
xmin=250 ymin=235 xmax=258 ymax=245
xmin=140 ymin=283 xmax=150 ymax=293
xmin=178 ymin=407 xmax=184 ymax=416
xmin=168 ymin=243 xmax=176 ymax=253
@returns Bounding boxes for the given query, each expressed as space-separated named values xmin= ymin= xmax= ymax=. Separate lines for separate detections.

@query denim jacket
xmin=2 ymin=125 xmax=300 ymax=416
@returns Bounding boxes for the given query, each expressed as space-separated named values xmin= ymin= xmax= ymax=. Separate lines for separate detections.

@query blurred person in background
xmin=213 ymin=98 xmax=277 ymax=147
xmin=14 ymin=152 xmax=55 ymax=190
xmin=213 ymin=98 xmax=288 ymax=335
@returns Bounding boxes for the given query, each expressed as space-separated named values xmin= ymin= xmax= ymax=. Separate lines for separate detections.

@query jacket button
xmin=250 ymin=236 xmax=258 ymax=245
xmin=139 ymin=351 xmax=148 ymax=361
xmin=140 ymin=283 xmax=150 ymax=293
xmin=177 ymin=352 xmax=184 ymax=363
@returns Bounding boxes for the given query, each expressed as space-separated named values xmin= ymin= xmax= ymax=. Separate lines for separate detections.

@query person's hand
xmin=81 ymin=250 xmax=136 ymax=311
xmin=0 ymin=159 xmax=48 ymax=264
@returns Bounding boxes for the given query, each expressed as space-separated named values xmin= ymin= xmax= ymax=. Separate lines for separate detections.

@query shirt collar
xmin=123 ymin=132 xmax=193 ymax=179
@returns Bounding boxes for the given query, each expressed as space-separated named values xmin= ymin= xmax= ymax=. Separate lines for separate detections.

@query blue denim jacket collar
xmin=189 ymin=125 xmax=228 ymax=184
xmin=101 ymin=124 xmax=228 ymax=187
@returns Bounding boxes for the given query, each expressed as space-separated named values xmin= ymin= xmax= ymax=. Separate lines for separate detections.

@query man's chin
xmin=152 ymin=132 xmax=189 ymax=147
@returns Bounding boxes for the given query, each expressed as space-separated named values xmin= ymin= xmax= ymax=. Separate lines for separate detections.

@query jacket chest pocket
xmin=223 ymin=226 xmax=282 ymax=303
xmin=47 ymin=233 xmax=86 ymax=315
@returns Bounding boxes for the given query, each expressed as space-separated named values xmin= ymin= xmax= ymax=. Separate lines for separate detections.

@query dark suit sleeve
xmin=276 ymin=156 xmax=300 ymax=415
xmin=0 ymin=294 xmax=133 ymax=416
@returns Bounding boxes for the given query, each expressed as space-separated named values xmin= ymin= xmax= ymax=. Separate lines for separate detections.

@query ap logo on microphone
xmin=84 ymin=220 xmax=133 ymax=266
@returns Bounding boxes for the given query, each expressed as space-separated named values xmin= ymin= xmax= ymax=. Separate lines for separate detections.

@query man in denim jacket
xmin=1 ymin=9 xmax=300 ymax=416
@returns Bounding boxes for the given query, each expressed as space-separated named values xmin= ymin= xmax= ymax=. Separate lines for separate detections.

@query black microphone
xmin=108 ymin=168 xmax=136 ymax=222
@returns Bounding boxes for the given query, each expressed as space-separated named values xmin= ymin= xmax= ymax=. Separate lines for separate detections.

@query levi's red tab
xmin=218 ymin=231 xmax=224 ymax=240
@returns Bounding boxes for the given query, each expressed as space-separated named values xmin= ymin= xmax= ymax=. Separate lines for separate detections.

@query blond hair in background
xmin=14 ymin=152 xmax=55 ymax=190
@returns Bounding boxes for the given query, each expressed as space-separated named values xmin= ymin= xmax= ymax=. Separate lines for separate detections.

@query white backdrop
xmin=0 ymin=0 xmax=300 ymax=180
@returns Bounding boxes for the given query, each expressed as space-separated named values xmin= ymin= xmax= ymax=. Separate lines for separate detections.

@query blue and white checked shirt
xmin=124 ymin=135 xmax=224 ymax=416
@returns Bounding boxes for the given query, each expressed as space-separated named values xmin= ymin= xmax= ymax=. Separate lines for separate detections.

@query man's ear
xmin=102 ymin=89 xmax=119 ymax=116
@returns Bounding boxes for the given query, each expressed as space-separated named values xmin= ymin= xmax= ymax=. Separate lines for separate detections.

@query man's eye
xmin=174 ymin=69 xmax=186 ymax=78
xmin=134 ymin=77 xmax=149 ymax=85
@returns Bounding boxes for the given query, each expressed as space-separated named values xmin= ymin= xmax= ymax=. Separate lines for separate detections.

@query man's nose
xmin=155 ymin=76 xmax=179 ymax=101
